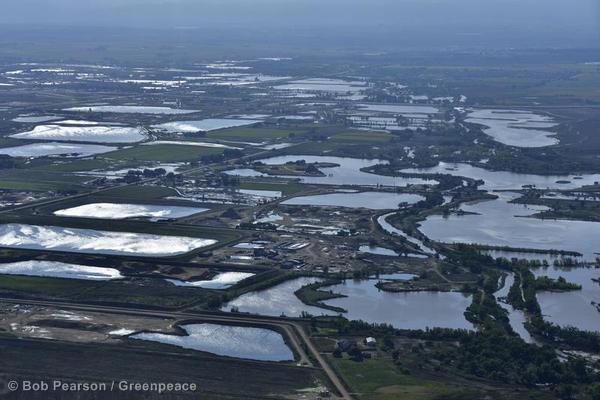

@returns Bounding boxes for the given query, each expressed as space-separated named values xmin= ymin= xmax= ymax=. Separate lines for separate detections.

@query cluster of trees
xmin=535 ymin=275 xmax=581 ymax=291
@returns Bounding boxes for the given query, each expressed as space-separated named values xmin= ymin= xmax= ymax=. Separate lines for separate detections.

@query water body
xmin=359 ymin=245 xmax=400 ymax=257
xmin=467 ymin=109 xmax=558 ymax=148
xmin=221 ymin=277 xmax=336 ymax=317
xmin=223 ymin=276 xmax=472 ymax=329
xmin=275 ymin=78 xmax=365 ymax=94
xmin=532 ymin=266 xmax=600 ymax=332
xmin=494 ymin=273 xmax=534 ymax=342
xmin=357 ymin=103 xmax=439 ymax=115
xmin=228 ymin=155 xmax=435 ymax=187
xmin=0 ymin=142 xmax=117 ymax=158
xmin=0 ymin=260 xmax=123 ymax=281
xmin=143 ymin=141 xmax=237 ymax=149
xmin=0 ymin=224 xmax=216 ymax=257
xmin=321 ymin=280 xmax=473 ymax=330
xmin=419 ymin=192 xmax=600 ymax=260
xmin=282 ymin=192 xmax=424 ymax=210
xmin=64 ymin=106 xmax=199 ymax=115
xmin=151 ymin=119 xmax=261 ymax=133
xmin=400 ymin=162 xmax=600 ymax=190
xmin=377 ymin=212 xmax=436 ymax=255
xmin=131 ymin=324 xmax=293 ymax=362
xmin=11 ymin=125 xmax=146 ymax=143
xmin=54 ymin=203 xmax=208 ymax=220
xmin=12 ymin=115 xmax=61 ymax=123
xmin=166 ymin=272 xmax=255 ymax=289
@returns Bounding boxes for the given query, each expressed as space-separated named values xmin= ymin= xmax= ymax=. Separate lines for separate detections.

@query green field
xmin=103 ymin=144 xmax=224 ymax=162
xmin=94 ymin=185 xmax=178 ymax=200
xmin=331 ymin=131 xmax=394 ymax=143
xmin=329 ymin=356 xmax=483 ymax=400
xmin=0 ymin=170 xmax=89 ymax=191
xmin=207 ymin=127 xmax=294 ymax=142
xmin=238 ymin=181 xmax=305 ymax=196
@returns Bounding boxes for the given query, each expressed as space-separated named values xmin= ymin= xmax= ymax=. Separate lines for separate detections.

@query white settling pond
xmin=0 ymin=224 xmax=216 ymax=257
xmin=400 ymin=162 xmax=600 ymax=191
xmin=282 ymin=192 xmax=424 ymax=210
xmin=166 ymin=272 xmax=255 ymax=289
xmin=11 ymin=125 xmax=146 ymax=143
xmin=152 ymin=119 xmax=262 ymax=133
xmin=131 ymin=323 xmax=293 ymax=362
xmin=227 ymin=155 xmax=436 ymax=187
xmin=0 ymin=142 xmax=117 ymax=158
xmin=64 ymin=106 xmax=199 ymax=115
xmin=54 ymin=203 xmax=208 ymax=220
xmin=467 ymin=109 xmax=558 ymax=148
xmin=221 ymin=277 xmax=336 ymax=317
xmin=0 ymin=260 xmax=123 ymax=280
xmin=419 ymin=192 xmax=600 ymax=261
xmin=532 ymin=266 xmax=600 ymax=332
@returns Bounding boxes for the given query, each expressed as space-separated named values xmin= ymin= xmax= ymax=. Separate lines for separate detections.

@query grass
xmin=94 ymin=185 xmax=178 ymax=200
xmin=331 ymin=131 xmax=394 ymax=143
xmin=329 ymin=356 xmax=483 ymax=400
xmin=103 ymin=144 xmax=224 ymax=162
xmin=207 ymin=127 xmax=294 ymax=142
xmin=0 ymin=274 xmax=218 ymax=309
xmin=0 ymin=170 xmax=89 ymax=191
xmin=238 ymin=181 xmax=305 ymax=196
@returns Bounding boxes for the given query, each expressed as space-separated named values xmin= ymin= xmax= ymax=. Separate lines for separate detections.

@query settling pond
xmin=130 ymin=323 xmax=293 ymax=362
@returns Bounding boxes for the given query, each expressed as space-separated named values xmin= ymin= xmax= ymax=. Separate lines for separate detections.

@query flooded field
xmin=54 ymin=203 xmax=208 ymax=220
xmin=221 ymin=277 xmax=335 ymax=317
xmin=377 ymin=212 xmax=436 ymax=255
xmin=0 ymin=260 xmax=123 ymax=280
xmin=321 ymin=279 xmax=474 ymax=330
xmin=230 ymin=155 xmax=436 ymax=187
xmin=0 ymin=224 xmax=216 ymax=257
xmin=166 ymin=271 xmax=255 ymax=289
xmin=466 ymin=109 xmax=558 ymax=147
xmin=282 ymin=192 xmax=424 ymax=209
xmin=64 ymin=106 xmax=199 ymax=114
xmin=532 ymin=266 xmax=600 ymax=332
xmin=400 ymin=162 xmax=600 ymax=190
xmin=131 ymin=323 xmax=294 ymax=361
xmin=419 ymin=192 xmax=600 ymax=260
xmin=222 ymin=276 xmax=472 ymax=329
xmin=494 ymin=273 xmax=533 ymax=342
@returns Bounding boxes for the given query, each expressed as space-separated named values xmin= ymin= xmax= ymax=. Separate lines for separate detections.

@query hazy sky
xmin=1 ymin=0 xmax=599 ymax=49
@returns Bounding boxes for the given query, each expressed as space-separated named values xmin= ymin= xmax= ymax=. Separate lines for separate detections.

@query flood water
xmin=321 ymin=279 xmax=474 ymax=330
xmin=532 ymin=266 xmax=600 ymax=332
xmin=231 ymin=155 xmax=436 ymax=187
xmin=419 ymin=192 xmax=600 ymax=260
xmin=377 ymin=212 xmax=436 ymax=255
xmin=494 ymin=273 xmax=534 ymax=342
xmin=282 ymin=192 xmax=424 ymax=209
xmin=130 ymin=323 xmax=294 ymax=361
xmin=222 ymin=277 xmax=473 ymax=330
xmin=221 ymin=277 xmax=336 ymax=317
xmin=400 ymin=162 xmax=600 ymax=190
xmin=466 ymin=109 xmax=558 ymax=148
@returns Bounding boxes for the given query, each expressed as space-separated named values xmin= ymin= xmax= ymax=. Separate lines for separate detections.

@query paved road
xmin=0 ymin=297 xmax=353 ymax=400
